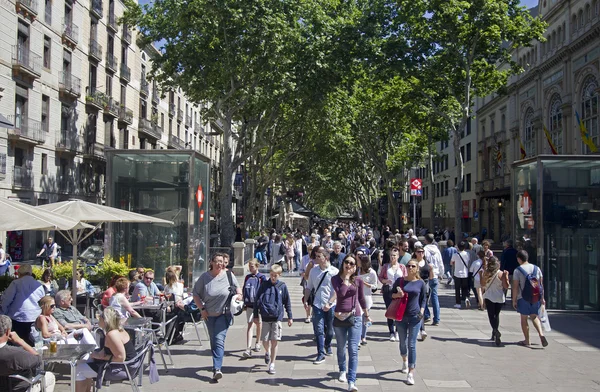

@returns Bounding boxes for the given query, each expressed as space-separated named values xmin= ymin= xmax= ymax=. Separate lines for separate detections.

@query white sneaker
xmin=407 ymin=372 xmax=415 ymax=385
xmin=348 ymin=382 xmax=358 ymax=391
xmin=465 ymin=298 xmax=471 ymax=309
xmin=242 ymin=349 xmax=252 ymax=358
xmin=254 ymin=343 xmax=261 ymax=352
xmin=268 ymin=363 xmax=276 ymax=374
xmin=389 ymin=333 xmax=396 ymax=342
xmin=400 ymin=361 xmax=409 ymax=373
xmin=395 ymin=332 xmax=400 ymax=341
xmin=338 ymin=371 xmax=347 ymax=383
xmin=421 ymin=331 xmax=428 ymax=341
xmin=417 ymin=331 xmax=422 ymax=341
xmin=453 ymin=304 xmax=462 ymax=309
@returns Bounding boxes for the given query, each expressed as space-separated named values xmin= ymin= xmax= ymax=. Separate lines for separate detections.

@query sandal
xmin=540 ymin=336 xmax=548 ymax=347
xmin=517 ymin=340 xmax=530 ymax=347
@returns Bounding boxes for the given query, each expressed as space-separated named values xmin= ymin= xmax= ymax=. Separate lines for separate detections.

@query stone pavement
xmin=54 ymin=275 xmax=600 ymax=391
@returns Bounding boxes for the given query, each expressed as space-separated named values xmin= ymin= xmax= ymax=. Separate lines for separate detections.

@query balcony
xmin=119 ymin=63 xmax=130 ymax=82
xmin=211 ymin=118 xmax=224 ymax=132
xmin=90 ymin=0 xmax=102 ymax=19
xmin=118 ymin=106 xmax=133 ymax=125
xmin=138 ymin=117 xmax=161 ymax=139
xmin=107 ymin=12 xmax=118 ymax=33
xmin=6 ymin=115 xmax=45 ymax=144
xmin=177 ymin=109 xmax=183 ymax=122
xmin=168 ymin=134 xmax=185 ymax=149
xmin=62 ymin=20 xmax=78 ymax=47
xmin=140 ymin=79 xmax=149 ymax=97
xmin=11 ymin=45 xmax=41 ymax=79
xmin=152 ymin=91 xmax=160 ymax=105
xmin=58 ymin=179 xmax=77 ymax=194
xmin=13 ymin=166 xmax=34 ymax=190
xmin=168 ymin=103 xmax=176 ymax=117
xmin=122 ymin=27 xmax=131 ymax=44
xmin=16 ymin=0 xmax=38 ymax=20
xmin=185 ymin=114 xmax=192 ymax=128
xmin=103 ymin=97 xmax=119 ymax=117
xmin=194 ymin=121 xmax=204 ymax=135
xmin=56 ymin=131 xmax=84 ymax=154
xmin=85 ymin=89 xmax=106 ymax=111
xmin=105 ymin=53 xmax=117 ymax=73
xmin=58 ymin=71 xmax=81 ymax=98
xmin=82 ymin=143 xmax=105 ymax=161
xmin=88 ymin=38 xmax=102 ymax=62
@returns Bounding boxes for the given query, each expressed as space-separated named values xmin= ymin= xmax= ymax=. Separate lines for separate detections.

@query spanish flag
xmin=496 ymin=143 xmax=502 ymax=169
xmin=543 ymin=124 xmax=558 ymax=155
xmin=575 ymin=111 xmax=598 ymax=153
xmin=518 ymin=135 xmax=527 ymax=159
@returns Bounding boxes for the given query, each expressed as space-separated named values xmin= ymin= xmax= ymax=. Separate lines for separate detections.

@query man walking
xmin=450 ymin=241 xmax=471 ymax=309
xmin=442 ymin=240 xmax=458 ymax=284
xmin=398 ymin=240 xmax=412 ymax=266
xmin=423 ymin=234 xmax=444 ymax=325
xmin=512 ymin=250 xmax=548 ymax=348
xmin=329 ymin=241 xmax=346 ymax=270
xmin=304 ymin=248 xmax=338 ymax=364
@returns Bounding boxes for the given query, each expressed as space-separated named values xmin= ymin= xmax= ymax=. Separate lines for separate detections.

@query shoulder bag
xmin=385 ymin=278 xmax=408 ymax=321
xmin=333 ymin=284 xmax=357 ymax=328
xmin=306 ymin=271 xmax=328 ymax=306
xmin=224 ymin=271 xmax=244 ymax=317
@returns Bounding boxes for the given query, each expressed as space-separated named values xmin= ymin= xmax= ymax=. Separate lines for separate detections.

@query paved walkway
xmin=54 ymin=275 xmax=600 ymax=391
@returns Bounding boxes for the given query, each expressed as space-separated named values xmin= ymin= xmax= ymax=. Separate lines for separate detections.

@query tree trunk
xmin=219 ymin=117 xmax=235 ymax=247
xmin=452 ymin=127 xmax=464 ymax=242
xmin=428 ymin=134 xmax=436 ymax=231
xmin=386 ymin=184 xmax=399 ymax=231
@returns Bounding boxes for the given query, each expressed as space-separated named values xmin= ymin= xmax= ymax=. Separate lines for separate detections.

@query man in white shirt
xmin=450 ymin=241 xmax=471 ymax=309
xmin=423 ymin=234 xmax=444 ymax=325
xmin=304 ymin=248 xmax=338 ymax=364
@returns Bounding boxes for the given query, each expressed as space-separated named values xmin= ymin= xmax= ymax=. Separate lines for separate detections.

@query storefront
xmin=513 ymin=155 xmax=600 ymax=310
xmin=105 ymin=150 xmax=211 ymax=286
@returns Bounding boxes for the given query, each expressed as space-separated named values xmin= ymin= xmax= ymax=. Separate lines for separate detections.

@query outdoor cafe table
xmin=132 ymin=301 xmax=174 ymax=336
xmin=42 ymin=343 xmax=96 ymax=392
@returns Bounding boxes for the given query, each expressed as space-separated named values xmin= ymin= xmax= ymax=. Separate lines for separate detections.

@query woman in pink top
xmin=101 ymin=275 xmax=123 ymax=307
xmin=36 ymin=296 xmax=67 ymax=339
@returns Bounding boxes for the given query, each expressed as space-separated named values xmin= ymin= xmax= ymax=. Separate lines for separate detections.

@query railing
xmin=140 ymin=79 xmax=149 ymax=96
xmin=168 ymin=103 xmax=176 ymax=117
xmin=11 ymin=45 xmax=42 ymax=76
xmin=153 ymin=123 xmax=163 ymax=136
xmin=90 ymin=0 xmax=102 ymax=18
xmin=139 ymin=117 xmax=161 ymax=139
xmin=62 ymin=19 xmax=78 ymax=44
xmin=13 ymin=166 xmax=34 ymax=189
xmin=85 ymin=89 xmax=105 ymax=109
xmin=7 ymin=115 xmax=45 ymax=143
xmin=122 ymin=27 xmax=131 ymax=44
xmin=104 ymin=97 xmax=119 ymax=116
xmin=152 ymin=91 xmax=160 ymax=105
xmin=185 ymin=114 xmax=192 ymax=128
xmin=105 ymin=53 xmax=117 ymax=72
xmin=58 ymin=179 xmax=76 ymax=193
xmin=169 ymin=134 xmax=185 ymax=149
xmin=118 ymin=106 xmax=133 ymax=124
xmin=59 ymin=71 xmax=81 ymax=97
xmin=107 ymin=12 xmax=118 ymax=32
xmin=177 ymin=109 xmax=183 ymax=122
xmin=56 ymin=132 xmax=84 ymax=152
xmin=17 ymin=0 xmax=38 ymax=16
xmin=89 ymin=38 xmax=103 ymax=61
xmin=120 ymin=63 xmax=130 ymax=81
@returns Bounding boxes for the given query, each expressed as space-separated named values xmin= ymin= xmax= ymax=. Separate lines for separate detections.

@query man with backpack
xmin=253 ymin=264 xmax=293 ymax=375
xmin=243 ymin=259 xmax=265 ymax=358
xmin=512 ymin=250 xmax=548 ymax=348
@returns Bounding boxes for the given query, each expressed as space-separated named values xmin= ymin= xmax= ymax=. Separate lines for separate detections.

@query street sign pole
xmin=413 ymin=195 xmax=416 ymax=233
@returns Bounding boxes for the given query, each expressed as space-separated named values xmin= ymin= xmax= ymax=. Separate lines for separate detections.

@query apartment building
xmin=0 ymin=0 xmax=223 ymax=260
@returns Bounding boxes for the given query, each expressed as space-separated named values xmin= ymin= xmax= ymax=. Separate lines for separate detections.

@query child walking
xmin=254 ymin=264 xmax=293 ymax=374
xmin=243 ymin=259 xmax=265 ymax=357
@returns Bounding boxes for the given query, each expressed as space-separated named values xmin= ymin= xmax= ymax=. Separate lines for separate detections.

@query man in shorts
xmin=254 ymin=264 xmax=293 ymax=374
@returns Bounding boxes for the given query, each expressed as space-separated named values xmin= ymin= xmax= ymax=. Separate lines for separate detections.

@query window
xmin=106 ymin=74 xmax=112 ymax=97
xmin=548 ymin=94 xmax=563 ymax=154
xmin=0 ymin=153 xmax=6 ymax=175
xmin=523 ymin=108 xmax=536 ymax=157
xmin=120 ymin=83 xmax=126 ymax=105
xmin=460 ymin=146 xmax=465 ymax=162
xmin=89 ymin=64 xmax=97 ymax=93
xmin=43 ymin=36 xmax=51 ymax=69
xmin=466 ymin=143 xmax=472 ymax=161
xmin=41 ymin=95 xmax=49 ymax=132
xmin=579 ymin=10 xmax=584 ymax=28
xmin=15 ymin=85 xmax=28 ymax=130
xmin=572 ymin=14 xmax=577 ymax=34
xmin=45 ymin=0 xmax=52 ymax=24
xmin=41 ymin=154 xmax=48 ymax=175
xmin=444 ymin=180 xmax=448 ymax=196
xmin=581 ymin=76 xmax=599 ymax=154
xmin=501 ymin=113 xmax=506 ymax=130
xmin=466 ymin=173 xmax=471 ymax=192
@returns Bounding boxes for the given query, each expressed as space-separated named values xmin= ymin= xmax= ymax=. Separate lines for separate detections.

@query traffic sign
xmin=410 ymin=178 xmax=422 ymax=197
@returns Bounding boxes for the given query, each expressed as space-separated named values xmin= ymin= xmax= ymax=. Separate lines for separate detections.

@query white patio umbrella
xmin=0 ymin=198 xmax=94 ymax=232
xmin=36 ymin=199 xmax=173 ymax=300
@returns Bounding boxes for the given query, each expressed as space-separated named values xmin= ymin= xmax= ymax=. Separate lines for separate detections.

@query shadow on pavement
xmin=542 ymin=312 xmax=600 ymax=349
xmin=254 ymin=377 xmax=340 ymax=390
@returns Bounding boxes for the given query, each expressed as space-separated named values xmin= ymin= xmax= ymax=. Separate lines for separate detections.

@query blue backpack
xmin=518 ymin=265 xmax=543 ymax=304
xmin=257 ymin=281 xmax=284 ymax=320
xmin=243 ymin=273 xmax=264 ymax=307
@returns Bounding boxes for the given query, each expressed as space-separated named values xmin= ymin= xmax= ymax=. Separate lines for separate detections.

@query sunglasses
xmin=344 ymin=261 xmax=356 ymax=266
xmin=407 ymin=265 xmax=418 ymax=269
xmin=145 ymin=277 xmax=154 ymax=281
xmin=50 ymin=304 xmax=56 ymax=308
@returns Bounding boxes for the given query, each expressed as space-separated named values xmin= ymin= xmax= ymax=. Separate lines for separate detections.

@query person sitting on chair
xmin=53 ymin=290 xmax=93 ymax=331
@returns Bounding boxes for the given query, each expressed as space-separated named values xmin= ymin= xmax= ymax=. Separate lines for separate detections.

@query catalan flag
xmin=575 ymin=111 xmax=598 ymax=153
xmin=518 ymin=135 xmax=527 ymax=159
xmin=543 ymin=124 xmax=558 ymax=155
xmin=495 ymin=143 xmax=502 ymax=169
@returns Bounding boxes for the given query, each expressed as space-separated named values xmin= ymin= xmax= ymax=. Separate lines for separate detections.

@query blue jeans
xmin=294 ymin=253 xmax=301 ymax=271
xmin=395 ymin=315 xmax=421 ymax=369
xmin=312 ymin=306 xmax=334 ymax=356
xmin=424 ymin=278 xmax=440 ymax=324
xmin=206 ymin=314 xmax=232 ymax=371
xmin=334 ymin=317 xmax=362 ymax=384
xmin=361 ymin=314 xmax=370 ymax=339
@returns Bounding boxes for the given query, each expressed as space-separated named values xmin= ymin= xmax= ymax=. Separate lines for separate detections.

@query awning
xmin=0 ymin=113 xmax=14 ymax=129
xmin=478 ymin=188 xmax=511 ymax=199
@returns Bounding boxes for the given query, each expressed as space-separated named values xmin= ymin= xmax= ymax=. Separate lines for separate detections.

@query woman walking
xmin=193 ymin=253 xmax=241 ymax=381
xmin=271 ymin=235 xmax=285 ymax=268
xmin=378 ymin=246 xmax=407 ymax=341
xmin=299 ymin=244 xmax=317 ymax=323
xmin=480 ymin=256 xmax=509 ymax=346
xmin=358 ymin=254 xmax=377 ymax=345
xmin=285 ymin=235 xmax=296 ymax=273
xmin=392 ymin=259 xmax=427 ymax=386
xmin=328 ymin=255 xmax=371 ymax=392
xmin=414 ymin=246 xmax=432 ymax=341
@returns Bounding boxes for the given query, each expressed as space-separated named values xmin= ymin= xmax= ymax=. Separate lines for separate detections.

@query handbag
xmin=306 ymin=271 xmax=328 ymax=306
xmin=332 ymin=287 xmax=357 ymax=328
xmin=224 ymin=270 xmax=244 ymax=317
xmin=385 ymin=278 xmax=408 ymax=321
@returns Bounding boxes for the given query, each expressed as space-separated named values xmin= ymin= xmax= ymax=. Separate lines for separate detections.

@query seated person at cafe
xmin=37 ymin=297 xmax=96 ymax=346
xmin=109 ymin=277 xmax=142 ymax=319
xmin=75 ymin=307 xmax=140 ymax=392
xmin=128 ymin=270 xmax=139 ymax=296
xmin=53 ymin=290 xmax=93 ymax=331
xmin=0 ymin=315 xmax=56 ymax=392
xmin=131 ymin=271 xmax=160 ymax=302
xmin=101 ymin=275 xmax=123 ymax=308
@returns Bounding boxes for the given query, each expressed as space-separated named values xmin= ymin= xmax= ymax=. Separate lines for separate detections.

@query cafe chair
xmin=93 ymin=340 xmax=156 ymax=392
xmin=9 ymin=370 xmax=48 ymax=392
xmin=182 ymin=309 xmax=208 ymax=346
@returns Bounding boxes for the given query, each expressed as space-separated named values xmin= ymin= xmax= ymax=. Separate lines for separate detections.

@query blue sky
xmin=521 ymin=0 xmax=539 ymax=8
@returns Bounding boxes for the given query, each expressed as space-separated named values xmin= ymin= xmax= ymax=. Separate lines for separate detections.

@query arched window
xmin=586 ymin=4 xmax=592 ymax=23
xmin=579 ymin=10 xmax=584 ymax=28
xmin=572 ymin=14 xmax=577 ymax=34
xmin=551 ymin=31 xmax=556 ymax=48
xmin=501 ymin=113 xmax=506 ymax=130
xmin=557 ymin=27 xmax=562 ymax=45
xmin=594 ymin=0 xmax=599 ymax=16
xmin=524 ymin=108 xmax=536 ymax=157
xmin=581 ymin=76 xmax=599 ymax=154
xmin=549 ymin=95 xmax=563 ymax=154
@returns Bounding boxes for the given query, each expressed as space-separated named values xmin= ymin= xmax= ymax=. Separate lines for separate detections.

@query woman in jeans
xmin=327 ymin=254 xmax=371 ymax=392
xmin=378 ymin=246 xmax=407 ymax=341
xmin=358 ymin=254 xmax=377 ymax=345
xmin=414 ymin=246 xmax=432 ymax=341
xmin=392 ymin=259 xmax=427 ymax=386
xmin=480 ymin=256 xmax=509 ymax=346
xmin=193 ymin=253 xmax=241 ymax=381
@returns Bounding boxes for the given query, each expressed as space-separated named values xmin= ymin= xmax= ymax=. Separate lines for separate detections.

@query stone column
xmin=245 ymin=239 xmax=256 ymax=262
xmin=231 ymin=242 xmax=247 ymax=276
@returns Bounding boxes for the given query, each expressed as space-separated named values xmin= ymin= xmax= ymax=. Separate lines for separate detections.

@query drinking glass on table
xmin=74 ymin=330 xmax=84 ymax=343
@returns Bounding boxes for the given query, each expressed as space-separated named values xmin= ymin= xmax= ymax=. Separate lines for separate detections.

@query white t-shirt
xmin=164 ymin=282 xmax=184 ymax=301
xmin=513 ymin=263 xmax=543 ymax=301
xmin=451 ymin=251 xmax=470 ymax=278
xmin=469 ymin=259 xmax=483 ymax=286
xmin=0 ymin=248 xmax=6 ymax=265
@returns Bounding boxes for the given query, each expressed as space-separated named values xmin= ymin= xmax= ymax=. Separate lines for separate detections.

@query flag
xmin=518 ymin=135 xmax=527 ymax=159
xmin=543 ymin=125 xmax=558 ymax=155
xmin=495 ymin=143 xmax=502 ymax=169
xmin=575 ymin=111 xmax=598 ymax=153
